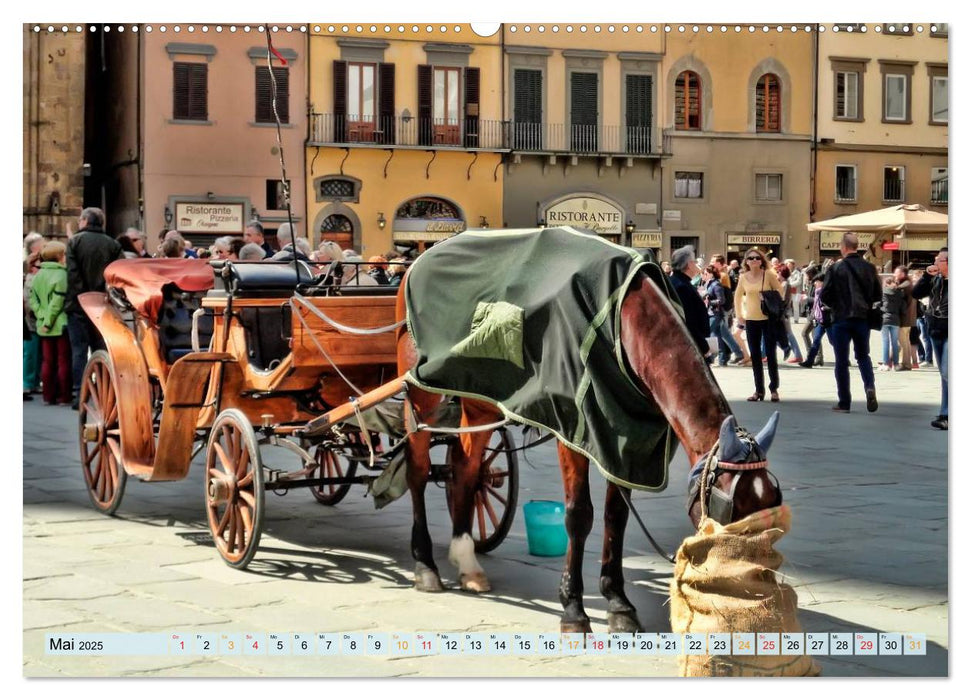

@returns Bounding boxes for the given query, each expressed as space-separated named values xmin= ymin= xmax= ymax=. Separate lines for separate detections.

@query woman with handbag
xmin=734 ymin=248 xmax=785 ymax=402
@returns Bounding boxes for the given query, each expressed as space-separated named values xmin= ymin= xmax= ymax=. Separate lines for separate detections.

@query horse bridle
xmin=687 ymin=431 xmax=782 ymax=525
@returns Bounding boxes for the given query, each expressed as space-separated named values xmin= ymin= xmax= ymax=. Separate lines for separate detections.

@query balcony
xmin=931 ymin=177 xmax=948 ymax=205
xmin=309 ymin=113 xmax=668 ymax=158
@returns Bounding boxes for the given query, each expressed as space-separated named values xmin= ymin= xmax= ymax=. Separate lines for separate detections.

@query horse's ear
xmin=755 ymin=411 xmax=781 ymax=454
xmin=719 ymin=415 xmax=745 ymax=462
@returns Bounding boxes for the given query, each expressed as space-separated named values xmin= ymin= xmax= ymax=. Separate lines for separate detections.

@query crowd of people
xmin=660 ymin=234 xmax=948 ymax=430
xmin=22 ymin=217 xmax=948 ymax=433
xmin=22 ymin=210 xmax=410 ymax=410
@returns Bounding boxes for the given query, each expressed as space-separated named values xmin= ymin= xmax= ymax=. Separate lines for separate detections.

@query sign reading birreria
xmin=546 ymin=197 xmax=623 ymax=235
xmin=727 ymin=234 xmax=782 ymax=246
xmin=175 ymin=203 xmax=245 ymax=234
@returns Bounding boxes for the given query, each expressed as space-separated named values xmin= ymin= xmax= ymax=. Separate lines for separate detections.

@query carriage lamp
xmin=164 ymin=206 xmax=173 ymax=225
xmin=479 ymin=216 xmax=489 ymax=229
xmin=377 ymin=212 xmax=387 ymax=230
xmin=625 ymin=220 xmax=636 ymax=235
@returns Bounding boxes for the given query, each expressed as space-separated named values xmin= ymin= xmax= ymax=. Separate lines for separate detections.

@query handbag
xmin=759 ymin=272 xmax=785 ymax=321
xmin=844 ymin=262 xmax=883 ymax=331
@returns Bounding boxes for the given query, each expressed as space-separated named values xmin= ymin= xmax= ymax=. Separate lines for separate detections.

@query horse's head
xmin=688 ymin=413 xmax=782 ymax=527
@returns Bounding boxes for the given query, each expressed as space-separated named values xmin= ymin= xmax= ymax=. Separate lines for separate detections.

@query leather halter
xmin=687 ymin=432 xmax=782 ymax=525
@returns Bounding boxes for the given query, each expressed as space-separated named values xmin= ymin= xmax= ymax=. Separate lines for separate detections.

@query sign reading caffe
xmin=545 ymin=196 xmax=623 ymax=235
xmin=819 ymin=231 xmax=878 ymax=251
xmin=175 ymin=202 xmax=245 ymax=234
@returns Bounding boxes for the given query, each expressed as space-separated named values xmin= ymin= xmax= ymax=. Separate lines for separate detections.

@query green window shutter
xmin=625 ymin=74 xmax=652 ymax=153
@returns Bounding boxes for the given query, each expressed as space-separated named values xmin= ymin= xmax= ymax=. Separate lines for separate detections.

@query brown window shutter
xmin=463 ymin=67 xmax=480 ymax=148
xmin=379 ymin=62 xmax=395 ymax=145
xmin=173 ymin=63 xmax=190 ymax=119
xmin=188 ymin=64 xmax=208 ymax=121
xmin=256 ymin=67 xmax=289 ymax=124
xmin=418 ymin=64 xmax=432 ymax=146
xmin=333 ymin=60 xmax=347 ymax=142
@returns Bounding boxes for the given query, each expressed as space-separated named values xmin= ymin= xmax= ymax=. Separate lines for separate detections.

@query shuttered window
xmin=756 ymin=74 xmax=780 ymax=132
xmin=675 ymin=71 xmax=701 ymax=130
xmin=626 ymin=74 xmax=652 ymax=154
xmin=464 ymin=67 xmax=480 ymax=148
xmin=514 ymin=69 xmax=542 ymax=150
xmin=255 ymin=66 xmax=289 ymax=124
xmin=570 ymin=72 xmax=598 ymax=152
xmin=173 ymin=62 xmax=208 ymax=121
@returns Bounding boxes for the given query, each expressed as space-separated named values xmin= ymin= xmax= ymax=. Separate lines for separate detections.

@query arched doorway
xmin=319 ymin=214 xmax=354 ymax=250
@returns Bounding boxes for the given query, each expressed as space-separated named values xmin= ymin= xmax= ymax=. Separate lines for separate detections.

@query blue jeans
xmin=710 ymin=315 xmax=742 ymax=364
xmin=67 ymin=311 xmax=105 ymax=394
xmin=23 ymin=331 xmax=41 ymax=391
xmin=917 ymin=316 xmax=934 ymax=365
xmin=931 ymin=335 xmax=948 ymax=417
xmin=803 ymin=323 xmax=827 ymax=365
xmin=826 ymin=318 xmax=876 ymax=409
xmin=881 ymin=324 xmax=900 ymax=366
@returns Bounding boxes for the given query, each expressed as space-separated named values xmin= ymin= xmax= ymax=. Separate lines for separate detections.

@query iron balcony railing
xmin=931 ymin=176 xmax=948 ymax=205
xmin=309 ymin=113 xmax=666 ymax=157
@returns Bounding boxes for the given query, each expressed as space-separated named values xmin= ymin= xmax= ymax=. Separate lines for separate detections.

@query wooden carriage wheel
xmin=445 ymin=428 xmax=519 ymax=553
xmin=310 ymin=443 xmax=365 ymax=506
xmin=78 ymin=351 xmax=128 ymax=515
xmin=204 ymin=409 xmax=265 ymax=569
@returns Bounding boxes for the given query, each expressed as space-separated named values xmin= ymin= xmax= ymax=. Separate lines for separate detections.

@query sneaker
xmin=931 ymin=416 xmax=948 ymax=430
xmin=866 ymin=388 xmax=878 ymax=413
xmin=921 ymin=361 xmax=934 ymax=368
xmin=832 ymin=405 xmax=850 ymax=413
xmin=897 ymin=366 xmax=912 ymax=372
xmin=878 ymin=365 xmax=890 ymax=372
xmin=23 ymin=393 xmax=33 ymax=402
xmin=786 ymin=357 xmax=802 ymax=364
xmin=729 ymin=356 xmax=744 ymax=366
xmin=798 ymin=360 xmax=813 ymax=368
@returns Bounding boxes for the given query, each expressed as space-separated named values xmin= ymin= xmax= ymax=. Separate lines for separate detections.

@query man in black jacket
xmin=913 ymin=247 xmax=948 ymax=430
xmin=669 ymin=245 xmax=711 ymax=359
xmin=820 ymin=233 xmax=882 ymax=413
xmin=65 ymin=207 xmax=124 ymax=408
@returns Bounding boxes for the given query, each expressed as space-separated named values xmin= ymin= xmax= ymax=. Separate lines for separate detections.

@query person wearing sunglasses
xmin=733 ymin=248 xmax=785 ymax=402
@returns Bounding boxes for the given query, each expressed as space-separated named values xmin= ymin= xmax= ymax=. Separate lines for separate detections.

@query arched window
xmin=675 ymin=71 xmax=702 ymax=130
xmin=756 ymin=74 xmax=781 ymax=132
xmin=320 ymin=214 xmax=354 ymax=249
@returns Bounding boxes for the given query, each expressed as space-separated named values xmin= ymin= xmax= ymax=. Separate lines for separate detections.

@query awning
xmin=807 ymin=203 xmax=948 ymax=234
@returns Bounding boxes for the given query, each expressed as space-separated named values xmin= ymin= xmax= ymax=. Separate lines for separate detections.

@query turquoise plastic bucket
xmin=523 ymin=500 xmax=568 ymax=556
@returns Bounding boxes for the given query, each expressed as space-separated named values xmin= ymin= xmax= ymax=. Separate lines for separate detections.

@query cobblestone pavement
xmin=21 ymin=332 xmax=948 ymax=680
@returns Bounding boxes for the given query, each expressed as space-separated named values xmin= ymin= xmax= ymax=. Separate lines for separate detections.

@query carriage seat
xmin=215 ymin=260 xmax=316 ymax=298
xmin=159 ymin=289 xmax=214 ymax=364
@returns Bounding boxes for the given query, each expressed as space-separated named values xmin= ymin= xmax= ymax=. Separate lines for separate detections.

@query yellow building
xmin=659 ymin=25 xmax=815 ymax=264
xmin=814 ymin=23 xmax=948 ymax=267
xmin=306 ymin=24 xmax=503 ymax=257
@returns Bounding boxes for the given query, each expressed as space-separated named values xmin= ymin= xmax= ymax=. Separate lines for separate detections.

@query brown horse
xmin=395 ymin=269 xmax=781 ymax=633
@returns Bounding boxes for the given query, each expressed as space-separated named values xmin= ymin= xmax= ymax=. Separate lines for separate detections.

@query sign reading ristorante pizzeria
xmin=546 ymin=197 xmax=623 ymax=235
xmin=175 ymin=203 xmax=245 ymax=234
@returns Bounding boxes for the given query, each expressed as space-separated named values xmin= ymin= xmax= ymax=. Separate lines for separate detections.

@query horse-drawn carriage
xmin=76 ymin=256 xmax=518 ymax=569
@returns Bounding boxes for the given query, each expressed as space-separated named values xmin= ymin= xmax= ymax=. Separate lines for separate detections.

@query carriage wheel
xmin=446 ymin=428 xmax=519 ymax=553
xmin=309 ymin=443 xmax=363 ymax=506
xmin=78 ymin=350 xmax=128 ymax=515
xmin=204 ymin=409 xmax=265 ymax=569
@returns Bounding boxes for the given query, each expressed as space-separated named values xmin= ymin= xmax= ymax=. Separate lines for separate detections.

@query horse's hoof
xmin=414 ymin=564 xmax=445 ymax=593
xmin=560 ymin=620 xmax=593 ymax=635
xmin=459 ymin=570 xmax=491 ymax=593
xmin=607 ymin=611 xmax=644 ymax=634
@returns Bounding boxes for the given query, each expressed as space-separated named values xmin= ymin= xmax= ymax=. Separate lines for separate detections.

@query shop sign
xmin=882 ymin=242 xmax=900 ymax=251
xmin=632 ymin=232 xmax=663 ymax=248
xmin=898 ymin=235 xmax=948 ymax=252
xmin=175 ymin=202 xmax=245 ymax=234
xmin=819 ymin=231 xmax=877 ymax=250
xmin=727 ymin=234 xmax=782 ymax=245
xmin=545 ymin=197 xmax=623 ymax=235
xmin=392 ymin=217 xmax=466 ymax=242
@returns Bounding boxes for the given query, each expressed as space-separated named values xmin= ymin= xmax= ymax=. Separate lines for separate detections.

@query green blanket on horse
xmin=404 ymin=226 xmax=681 ymax=491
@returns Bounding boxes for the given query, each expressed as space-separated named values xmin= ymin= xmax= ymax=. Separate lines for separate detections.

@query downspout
xmin=810 ymin=23 xmax=819 ymax=224
xmin=500 ymin=24 xmax=505 ymax=227
xmin=137 ymin=26 xmax=144 ymax=232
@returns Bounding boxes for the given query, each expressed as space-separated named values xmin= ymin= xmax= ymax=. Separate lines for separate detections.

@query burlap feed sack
xmin=670 ymin=505 xmax=820 ymax=677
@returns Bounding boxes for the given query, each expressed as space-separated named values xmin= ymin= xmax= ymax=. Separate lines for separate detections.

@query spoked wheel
xmin=446 ymin=428 xmax=519 ymax=553
xmin=78 ymin=350 xmax=128 ymax=515
xmin=309 ymin=443 xmax=365 ymax=506
xmin=204 ymin=409 xmax=264 ymax=569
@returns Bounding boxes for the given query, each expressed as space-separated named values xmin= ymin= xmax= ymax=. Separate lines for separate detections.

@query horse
xmin=394 ymin=258 xmax=782 ymax=634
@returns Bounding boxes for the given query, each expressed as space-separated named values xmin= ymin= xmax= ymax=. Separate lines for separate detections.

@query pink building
xmin=92 ymin=24 xmax=307 ymax=250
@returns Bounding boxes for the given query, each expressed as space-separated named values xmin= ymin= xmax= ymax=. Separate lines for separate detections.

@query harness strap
xmin=350 ymin=398 xmax=376 ymax=467
xmin=291 ymin=294 xmax=406 ymax=336
xmin=717 ymin=459 xmax=768 ymax=471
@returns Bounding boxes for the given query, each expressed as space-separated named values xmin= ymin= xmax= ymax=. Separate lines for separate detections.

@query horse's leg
xmin=557 ymin=443 xmax=594 ymax=634
xmin=600 ymin=482 xmax=643 ymax=633
xmin=405 ymin=388 xmax=446 ymax=592
xmin=447 ymin=399 xmax=498 ymax=593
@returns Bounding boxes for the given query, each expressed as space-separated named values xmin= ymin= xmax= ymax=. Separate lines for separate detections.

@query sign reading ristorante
xmin=546 ymin=197 xmax=623 ymax=235
xmin=175 ymin=203 xmax=245 ymax=234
